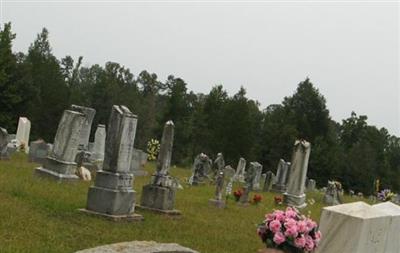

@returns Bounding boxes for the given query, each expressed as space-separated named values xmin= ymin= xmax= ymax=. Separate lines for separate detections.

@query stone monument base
xmin=86 ymin=186 xmax=137 ymax=215
xmin=283 ymin=192 xmax=307 ymax=208
xmin=139 ymin=184 xmax=181 ymax=216
xmin=34 ymin=167 xmax=79 ymax=182
xmin=78 ymin=208 xmax=143 ymax=222
xmin=208 ymin=199 xmax=226 ymax=208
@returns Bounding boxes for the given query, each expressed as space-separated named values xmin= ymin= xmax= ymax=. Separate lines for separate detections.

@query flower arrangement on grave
xmin=233 ymin=188 xmax=243 ymax=202
xmin=252 ymin=194 xmax=262 ymax=205
xmin=274 ymin=196 xmax=283 ymax=205
xmin=257 ymin=207 xmax=321 ymax=253
xmin=146 ymin=139 xmax=160 ymax=161
xmin=377 ymin=189 xmax=395 ymax=202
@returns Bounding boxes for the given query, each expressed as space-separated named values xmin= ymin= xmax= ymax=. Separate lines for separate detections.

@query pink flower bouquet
xmin=257 ymin=207 xmax=321 ymax=253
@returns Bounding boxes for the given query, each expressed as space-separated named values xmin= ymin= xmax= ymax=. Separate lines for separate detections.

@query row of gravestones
xmin=32 ymin=105 xmax=176 ymax=220
xmin=0 ymin=117 xmax=32 ymax=159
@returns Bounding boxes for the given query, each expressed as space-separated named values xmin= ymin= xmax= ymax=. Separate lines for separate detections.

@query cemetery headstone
xmin=306 ymin=179 xmax=316 ymax=192
xmin=70 ymin=105 xmax=96 ymax=150
xmin=271 ymin=159 xmax=290 ymax=193
xmin=239 ymin=161 xmax=257 ymax=205
xmin=81 ymin=105 xmax=143 ymax=221
xmin=224 ymin=165 xmax=235 ymax=197
xmin=323 ymin=180 xmax=342 ymax=206
xmin=35 ymin=110 xmax=85 ymax=181
xmin=91 ymin=124 xmax=106 ymax=162
xmin=252 ymin=162 xmax=263 ymax=191
xmin=213 ymin=152 xmax=225 ymax=178
xmin=15 ymin=117 xmax=31 ymax=153
xmin=189 ymin=153 xmax=212 ymax=185
xmin=316 ymin=202 xmax=391 ymax=253
xmin=130 ymin=148 xmax=148 ymax=176
xmin=263 ymin=170 xmax=275 ymax=192
xmin=28 ymin=139 xmax=49 ymax=163
xmin=0 ymin=127 xmax=10 ymax=160
xmin=209 ymin=170 xmax=226 ymax=208
xmin=234 ymin=157 xmax=246 ymax=182
xmin=139 ymin=121 xmax=181 ymax=215
xmin=283 ymin=139 xmax=311 ymax=208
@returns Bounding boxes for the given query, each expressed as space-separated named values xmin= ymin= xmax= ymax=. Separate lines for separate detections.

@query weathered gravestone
xmin=209 ymin=170 xmax=225 ymax=208
xmin=130 ymin=148 xmax=148 ymax=176
xmin=233 ymin=157 xmax=246 ymax=182
xmin=139 ymin=149 xmax=148 ymax=166
xmin=283 ymin=139 xmax=311 ymax=208
xmin=15 ymin=117 xmax=31 ymax=153
xmin=0 ymin=127 xmax=10 ymax=160
xmin=239 ymin=161 xmax=257 ymax=205
xmin=35 ymin=110 xmax=85 ymax=181
xmin=271 ymin=159 xmax=290 ymax=193
xmin=372 ymin=202 xmax=400 ymax=253
xmin=252 ymin=162 xmax=263 ymax=191
xmin=28 ymin=139 xmax=49 ymax=163
xmin=75 ymin=241 xmax=199 ymax=253
xmin=70 ymin=105 xmax=96 ymax=150
xmin=81 ymin=105 xmax=143 ymax=221
xmin=263 ymin=170 xmax=275 ymax=192
xmin=91 ymin=124 xmax=106 ymax=162
xmin=224 ymin=165 xmax=235 ymax=196
xmin=306 ymin=179 xmax=316 ymax=192
xmin=213 ymin=152 xmax=225 ymax=178
xmin=189 ymin=153 xmax=212 ymax=185
xmin=323 ymin=180 xmax=342 ymax=206
xmin=316 ymin=202 xmax=391 ymax=253
xmin=139 ymin=121 xmax=181 ymax=215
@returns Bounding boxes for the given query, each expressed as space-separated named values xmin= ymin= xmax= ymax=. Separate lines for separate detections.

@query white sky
xmin=1 ymin=0 xmax=399 ymax=135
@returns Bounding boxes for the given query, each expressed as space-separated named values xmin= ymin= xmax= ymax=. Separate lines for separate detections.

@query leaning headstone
xmin=263 ymin=171 xmax=275 ymax=192
xmin=80 ymin=105 xmax=142 ymax=221
xmin=372 ymin=202 xmax=400 ymax=253
xmin=139 ymin=121 xmax=181 ymax=215
xmin=15 ymin=117 xmax=31 ymax=153
xmin=271 ymin=159 xmax=290 ymax=193
xmin=283 ymin=139 xmax=311 ymax=208
xmin=35 ymin=110 xmax=85 ymax=181
xmin=316 ymin=202 xmax=391 ymax=253
xmin=252 ymin=162 xmax=263 ymax=191
xmin=233 ymin=157 xmax=246 ymax=182
xmin=75 ymin=241 xmax=199 ymax=253
xmin=0 ymin=127 xmax=10 ymax=160
xmin=306 ymin=179 xmax=316 ymax=192
xmin=28 ymin=139 xmax=49 ymax=163
xmin=71 ymin=105 xmax=96 ymax=150
xmin=209 ymin=170 xmax=225 ymax=208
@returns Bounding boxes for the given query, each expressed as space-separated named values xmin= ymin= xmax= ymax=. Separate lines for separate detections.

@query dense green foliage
xmin=0 ymin=23 xmax=399 ymax=194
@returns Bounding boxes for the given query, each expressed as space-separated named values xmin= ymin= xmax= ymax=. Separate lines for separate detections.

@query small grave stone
xmin=323 ymin=180 xmax=342 ymax=206
xmin=252 ymin=162 xmax=263 ymax=191
xmin=35 ymin=110 xmax=85 ymax=181
xmin=271 ymin=159 xmax=291 ymax=193
xmin=138 ymin=121 xmax=181 ymax=216
xmin=239 ymin=161 xmax=257 ymax=205
xmin=209 ymin=170 xmax=225 ymax=208
xmin=0 ymin=127 xmax=10 ymax=160
xmin=263 ymin=171 xmax=275 ymax=192
xmin=189 ymin=153 xmax=212 ymax=185
xmin=306 ymin=179 xmax=316 ymax=192
xmin=213 ymin=153 xmax=225 ymax=178
xmin=81 ymin=105 xmax=142 ymax=221
xmin=233 ymin=157 xmax=246 ymax=182
xmin=15 ymin=117 xmax=31 ymax=153
xmin=91 ymin=124 xmax=106 ymax=162
xmin=28 ymin=139 xmax=49 ymax=163
xmin=283 ymin=139 xmax=311 ymax=208
xmin=130 ymin=148 xmax=148 ymax=176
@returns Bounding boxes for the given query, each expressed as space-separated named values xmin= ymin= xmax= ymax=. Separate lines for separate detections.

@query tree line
xmin=0 ymin=23 xmax=399 ymax=194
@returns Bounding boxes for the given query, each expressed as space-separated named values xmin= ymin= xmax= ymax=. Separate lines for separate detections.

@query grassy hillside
xmin=0 ymin=153 xmax=368 ymax=253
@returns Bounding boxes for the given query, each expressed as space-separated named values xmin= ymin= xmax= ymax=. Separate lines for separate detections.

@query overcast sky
xmin=1 ymin=1 xmax=399 ymax=135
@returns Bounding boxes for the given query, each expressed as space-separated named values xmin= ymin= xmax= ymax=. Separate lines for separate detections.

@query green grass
xmin=0 ymin=153 xmax=370 ymax=253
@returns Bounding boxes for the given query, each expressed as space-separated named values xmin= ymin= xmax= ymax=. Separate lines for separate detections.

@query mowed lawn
xmin=0 ymin=153 xmax=368 ymax=253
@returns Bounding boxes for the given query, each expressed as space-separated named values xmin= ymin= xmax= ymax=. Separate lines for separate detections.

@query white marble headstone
xmin=372 ymin=202 xmax=400 ymax=253
xmin=16 ymin=117 xmax=31 ymax=153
